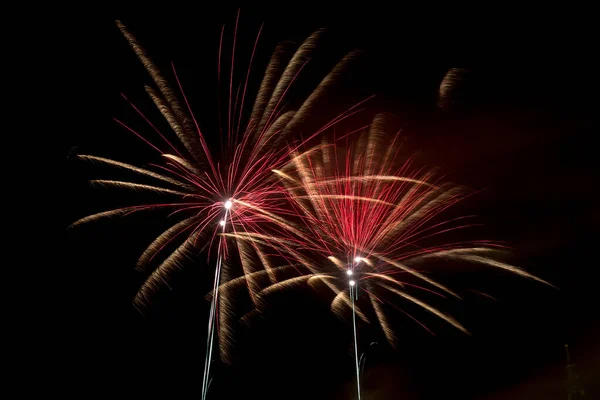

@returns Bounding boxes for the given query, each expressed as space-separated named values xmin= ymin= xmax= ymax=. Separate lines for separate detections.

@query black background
xmin=65 ymin=4 xmax=598 ymax=399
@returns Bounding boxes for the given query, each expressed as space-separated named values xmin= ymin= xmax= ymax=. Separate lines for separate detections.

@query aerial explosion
xmin=72 ymin=16 xmax=367 ymax=399
xmin=71 ymin=15 xmax=553 ymax=400
xmin=220 ymin=114 xmax=553 ymax=399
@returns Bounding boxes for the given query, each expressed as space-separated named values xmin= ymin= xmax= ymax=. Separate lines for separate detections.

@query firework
xmin=222 ymin=114 xmax=553 ymax=399
xmin=438 ymin=67 xmax=471 ymax=110
xmin=71 ymin=16 xmax=366 ymax=398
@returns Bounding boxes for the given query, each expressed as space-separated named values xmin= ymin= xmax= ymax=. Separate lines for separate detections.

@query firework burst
xmin=71 ymin=16 xmax=368 ymax=398
xmin=222 ymin=114 xmax=553 ymax=398
xmin=72 ymin=19 xmax=365 ymax=310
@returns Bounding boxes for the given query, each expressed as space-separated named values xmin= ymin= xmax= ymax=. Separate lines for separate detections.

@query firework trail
xmin=221 ymin=114 xmax=554 ymax=398
xmin=71 ymin=16 xmax=367 ymax=398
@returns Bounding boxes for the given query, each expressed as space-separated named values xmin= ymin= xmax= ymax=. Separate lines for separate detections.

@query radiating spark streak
xmin=150 ymin=162 xmax=206 ymax=190
xmin=381 ymin=284 xmax=469 ymax=334
xmin=134 ymin=203 xmax=211 ymax=219
xmin=113 ymin=118 xmax=163 ymax=153
xmin=258 ymin=57 xmax=312 ymax=149
xmin=116 ymin=21 xmax=203 ymax=163
xmin=295 ymin=194 xmax=396 ymax=206
xmin=255 ymin=29 xmax=325 ymax=137
xmin=232 ymin=200 xmax=308 ymax=239
xmin=161 ymin=155 xmax=211 ymax=188
xmin=236 ymin=113 xmax=295 ymax=193
xmin=120 ymin=92 xmax=183 ymax=157
xmin=460 ymin=255 xmax=555 ymax=287
xmin=217 ymin=24 xmax=225 ymax=141
xmin=171 ymin=68 xmax=223 ymax=192
xmin=235 ymin=238 xmax=261 ymax=304
xmin=398 ymin=191 xmax=474 ymax=245
xmin=139 ymin=209 xmax=222 ymax=305
xmin=71 ymin=202 xmax=194 ymax=225
xmin=223 ymin=232 xmax=322 ymax=278
xmin=327 ymin=256 xmax=345 ymax=269
xmin=391 ymin=223 xmax=485 ymax=258
xmin=331 ymin=291 xmax=369 ymax=322
xmin=227 ymin=10 xmax=240 ymax=146
xmin=253 ymin=240 xmax=277 ymax=283
xmin=272 ymin=168 xmax=297 ymax=183
xmin=235 ymin=24 xmax=263 ymax=141
xmin=248 ymin=42 xmax=292 ymax=132
xmin=134 ymin=229 xmax=202 ymax=308
xmin=137 ymin=215 xmax=199 ymax=270
xmin=283 ymin=175 xmax=436 ymax=191
xmin=382 ymin=295 xmax=435 ymax=336
xmin=397 ymin=242 xmax=506 ymax=263
xmin=77 ymin=155 xmax=192 ymax=190
xmin=168 ymin=204 xmax=215 ymax=217
xmin=70 ymin=207 xmax=141 ymax=227
xmin=283 ymin=51 xmax=363 ymax=136
xmin=205 ymin=266 xmax=297 ymax=301
xmin=216 ymin=258 xmax=236 ymax=365
xmin=374 ymin=254 xmax=462 ymax=299
xmin=470 ymin=290 xmax=498 ymax=301
xmin=363 ymin=273 xmax=405 ymax=289
xmin=115 ymin=21 xmax=181 ymax=113
xmin=90 ymin=180 xmax=194 ymax=197
xmin=294 ymin=96 xmax=376 ymax=151
xmin=145 ymin=85 xmax=197 ymax=159
xmin=388 ymin=187 xmax=464 ymax=241
xmin=387 ymin=279 xmax=447 ymax=299
xmin=405 ymin=247 xmax=505 ymax=264
xmin=257 ymin=274 xmax=328 ymax=297
xmin=221 ymin=232 xmax=298 ymax=248
xmin=307 ymin=275 xmax=337 ymax=286
xmin=366 ymin=289 xmax=396 ymax=345
xmin=394 ymin=215 xmax=477 ymax=245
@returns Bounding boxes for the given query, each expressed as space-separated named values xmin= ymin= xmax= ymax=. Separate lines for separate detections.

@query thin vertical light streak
xmin=351 ymin=283 xmax=361 ymax=400
xmin=202 ymin=206 xmax=230 ymax=400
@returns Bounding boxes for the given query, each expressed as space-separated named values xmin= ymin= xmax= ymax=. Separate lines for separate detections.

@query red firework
xmin=221 ymin=114 xmax=553 ymax=344
xmin=72 ymin=17 xmax=368 ymax=310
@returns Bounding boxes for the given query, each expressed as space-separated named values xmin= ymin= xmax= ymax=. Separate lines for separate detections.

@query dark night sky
xmin=65 ymin=4 xmax=598 ymax=399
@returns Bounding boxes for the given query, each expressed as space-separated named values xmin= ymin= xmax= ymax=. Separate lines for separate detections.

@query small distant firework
xmin=438 ymin=67 xmax=470 ymax=109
